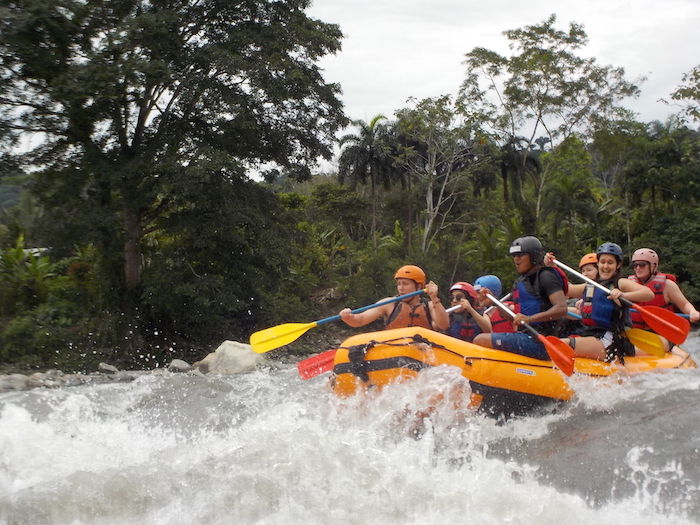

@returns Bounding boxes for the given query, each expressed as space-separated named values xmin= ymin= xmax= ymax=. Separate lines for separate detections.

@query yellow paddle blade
xmin=625 ymin=328 xmax=665 ymax=358
xmin=250 ymin=321 xmax=318 ymax=354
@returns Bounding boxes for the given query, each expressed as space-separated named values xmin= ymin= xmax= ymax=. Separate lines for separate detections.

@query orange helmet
xmin=579 ymin=253 xmax=598 ymax=269
xmin=632 ymin=248 xmax=659 ymax=273
xmin=394 ymin=265 xmax=426 ymax=287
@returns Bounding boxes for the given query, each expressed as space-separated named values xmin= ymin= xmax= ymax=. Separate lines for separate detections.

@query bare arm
xmin=461 ymin=300 xmax=492 ymax=333
xmin=565 ymin=282 xmax=586 ymax=299
xmin=339 ymin=299 xmax=393 ymax=327
xmin=664 ymin=280 xmax=700 ymax=322
xmin=615 ymin=279 xmax=655 ymax=303
xmin=512 ymin=290 xmax=568 ymax=327
xmin=426 ymin=281 xmax=450 ymax=330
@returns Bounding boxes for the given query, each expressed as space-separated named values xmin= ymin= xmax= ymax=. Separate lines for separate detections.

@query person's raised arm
xmin=461 ymin=300 xmax=492 ymax=333
xmin=426 ymin=281 xmax=450 ymax=330
xmin=339 ymin=300 xmax=392 ymax=328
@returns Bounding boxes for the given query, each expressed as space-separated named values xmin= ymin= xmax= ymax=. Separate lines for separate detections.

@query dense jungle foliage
xmin=1 ymin=3 xmax=699 ymax=371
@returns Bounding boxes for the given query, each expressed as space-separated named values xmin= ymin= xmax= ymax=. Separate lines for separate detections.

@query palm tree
xmin=338 ymin=115 xmax=394 ymax=251
xmin=543 ymin=173 xmax=598 ymax=254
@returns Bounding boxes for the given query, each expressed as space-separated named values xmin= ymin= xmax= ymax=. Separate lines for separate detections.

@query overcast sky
xmin=306 ymin=0 xmax=700 ymax=127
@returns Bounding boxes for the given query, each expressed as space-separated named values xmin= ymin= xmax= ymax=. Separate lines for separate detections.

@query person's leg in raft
xmin=564 ymin=336 xmax=606 ymax=360
xmin=475 ymin=332 xmax=549 ymax=360
xmin=473 ymin=333 xmax=493 ymax=348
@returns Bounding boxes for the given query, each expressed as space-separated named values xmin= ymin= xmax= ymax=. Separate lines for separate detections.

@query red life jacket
xmin=385 ymin=299 xmax=433 ymax=330
xmin=488 ymin=302 xmax=516 ymax=333
xmin=627 ymin=272 xmax=677 ymax=329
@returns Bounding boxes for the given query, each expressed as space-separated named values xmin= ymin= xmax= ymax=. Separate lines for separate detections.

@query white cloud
xmin=308 ymin=0 xmax=700 ymax=124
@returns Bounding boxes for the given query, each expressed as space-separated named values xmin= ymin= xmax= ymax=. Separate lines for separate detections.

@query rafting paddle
xmin=486 ymin=293 xmax=576 ymax=376
xmin=297 ymin=349 xmax=338 ymax=379
xmin=251 ymin=289 xmax=427 ymax=354
xmin=567 ymin=311 xmax=665 ymax=356
xmin=624 ymin=328 xmax=666 ymax=358
xmin=553 ymin=260 xmax=690 ymax=345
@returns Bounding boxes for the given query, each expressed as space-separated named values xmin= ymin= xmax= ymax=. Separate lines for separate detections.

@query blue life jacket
xmin=512 ymin=267 xmax=567 ymax=318
xmin=448 ymin=312 xmax=483 ymax=342
xmin=580 ymin=278 xmax=630 ymax=331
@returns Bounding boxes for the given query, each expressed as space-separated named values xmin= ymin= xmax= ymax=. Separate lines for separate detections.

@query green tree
xmin=541 ymin=136 xmax=599 ymax=255
xmin=459 ymin=14 xmax=641 ymax=232
xmin=338 ymin=115 xmax=394 ymax=252
xmin=669 ymin=64 xmax=700 ymax=123
xmin=394 ymin=96 xmax=492 ymax=254
xmin=0 ymin=0 xmax=346 ymax=310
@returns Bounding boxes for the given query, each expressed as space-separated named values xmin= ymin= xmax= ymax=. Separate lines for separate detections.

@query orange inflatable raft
xmin=329 ymin=327 xmax=696 ymax=415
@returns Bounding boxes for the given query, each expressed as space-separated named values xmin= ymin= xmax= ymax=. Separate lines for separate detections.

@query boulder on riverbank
xmin=0 ymin=340 xmax=268 ymax=392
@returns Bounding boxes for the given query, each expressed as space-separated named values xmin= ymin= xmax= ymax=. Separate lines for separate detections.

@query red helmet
xmin=632 ymin=248 xmax=659 ymax=273
xmin=450 ymin=282 xmax=478 ymax=301
xmin=579 ymin=253 xmax=598 ymax=269
xmin=394 ymin=265 xmax=426 ymax=287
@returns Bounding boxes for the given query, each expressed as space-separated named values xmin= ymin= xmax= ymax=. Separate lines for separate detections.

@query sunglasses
xmin=632 ymin=261 xmax=649 ymax=268
xmin=450 ymin=294 xmax=466 ymax=301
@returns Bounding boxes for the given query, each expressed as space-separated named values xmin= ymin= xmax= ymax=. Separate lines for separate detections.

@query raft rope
xmin=334 ymin=333 xmax=559 ymax=382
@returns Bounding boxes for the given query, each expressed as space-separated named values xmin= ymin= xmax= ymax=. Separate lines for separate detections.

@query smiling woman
xmin=552 ymin=243 xmax=655 ymax=362
xmin=628 ymin=247 xmax=700 ymax=326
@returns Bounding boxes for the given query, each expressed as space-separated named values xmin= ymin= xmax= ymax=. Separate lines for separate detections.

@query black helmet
xmin=509 ymin=236 xmax=543 ymax=265
xmin=596 ymin=242 xmax=623 ymax=262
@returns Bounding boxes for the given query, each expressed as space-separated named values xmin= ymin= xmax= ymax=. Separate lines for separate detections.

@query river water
xmin=2 ymin=336 xmax=700 ymax=525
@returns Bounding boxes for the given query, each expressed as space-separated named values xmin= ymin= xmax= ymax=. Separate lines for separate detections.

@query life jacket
xmin=511 ymin=267 xmax=568 ymax=335
xmin=579 ymin=277 xmax=634 ymax=363
xmin=447 ymin=311 xmax=483 ymax=342
xmin=580 ymin=280 xmax=618 ymax=329
xmin=385 ymin=298 xmax=433 ymax=330
xmin=627 ymin=273 xmax=677 ymax=329
xmin=488 ymin=303 xmax=516 ymax=333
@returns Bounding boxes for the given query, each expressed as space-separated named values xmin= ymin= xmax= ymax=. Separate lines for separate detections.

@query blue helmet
xmin=597 ymin=242 xmax=623 ymax=263
xmin=474 ymin=275 xmax=502 ymax=298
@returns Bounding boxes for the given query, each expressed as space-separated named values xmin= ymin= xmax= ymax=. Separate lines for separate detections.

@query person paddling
xmin=566 ymin=253 xmax=600 ymax=319
xmin=446 ymin=282 xmax=492 ymax=341
xmin=579 ymin=252 xmax=599 ymax=281
xmin=550 ymin=243 xmax=654 ymax=361
xmin=628 ymin=248 xmax=700 ymax=326
xmin=339 ymin=265 xmax=450 ymax=331
xmin=473 ymin=236 xmax=568 ymax=360
xmin=474 ymin=275 xmax=516 ymax=333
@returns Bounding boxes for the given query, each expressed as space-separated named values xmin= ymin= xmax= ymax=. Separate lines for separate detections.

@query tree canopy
xmin=1 ymin=10 xmax=699 ymax=370
xmin=0 ymin=0 xmax=347 ymax=297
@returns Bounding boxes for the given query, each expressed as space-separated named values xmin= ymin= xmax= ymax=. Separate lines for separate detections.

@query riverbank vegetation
xmin=1 ymin=3 xmax=699 ymax=371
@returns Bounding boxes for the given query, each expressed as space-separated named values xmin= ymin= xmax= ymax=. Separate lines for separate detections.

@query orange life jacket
xmin=385 ymin=299 xmax=433 ymax=330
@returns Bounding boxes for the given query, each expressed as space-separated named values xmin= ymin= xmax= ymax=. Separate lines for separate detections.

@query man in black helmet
xmin=473 ymin=236 xmax=568 ymax=360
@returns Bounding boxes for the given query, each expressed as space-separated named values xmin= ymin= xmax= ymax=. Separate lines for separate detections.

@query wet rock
xmin=0 ymin=340 xmax=270 ymax=392
xmin=196 ymin=340 xmax=267 ymax=375
xmin=168 ymin=359 xmax=192 ymax=373
xmin=99 ymin=362 xmax=119 ymax=374
xmin=0 ymin=374 xmax=31 ymax=391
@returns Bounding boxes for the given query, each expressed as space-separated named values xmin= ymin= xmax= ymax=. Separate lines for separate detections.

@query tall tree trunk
xmin=370 ymin=172 xmax=377 ymax=254
xmin=407 ymin=174 xmax=412 ymax=257
xmin=124 ymin=210 xmax=141 ymax=293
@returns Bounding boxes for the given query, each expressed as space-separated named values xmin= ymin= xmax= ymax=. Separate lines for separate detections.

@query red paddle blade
xmin=636 ymin=305 xmax=690 ymax=345
xmin=297 ymin=350 xmax=337 ymax=380
xmin=541 ymin=335 xmax=576 ymax=376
